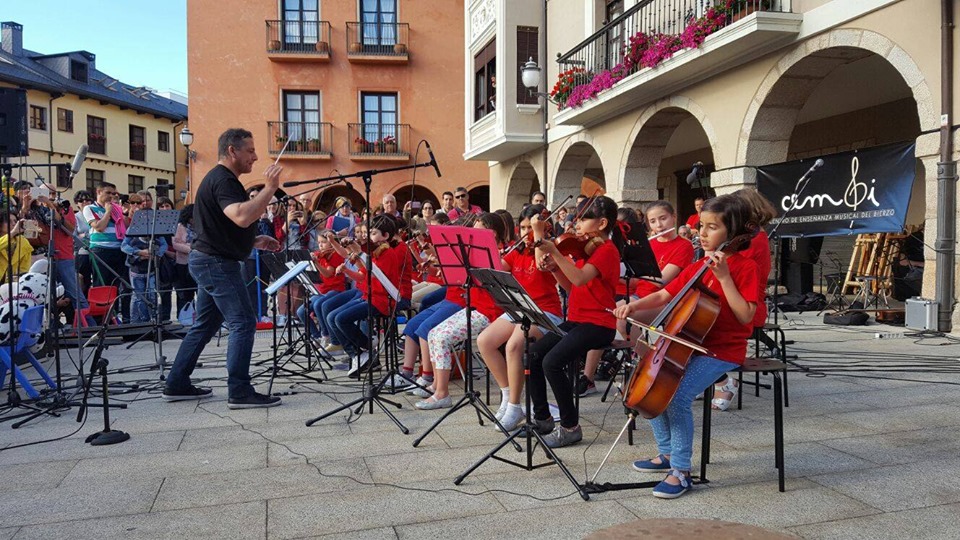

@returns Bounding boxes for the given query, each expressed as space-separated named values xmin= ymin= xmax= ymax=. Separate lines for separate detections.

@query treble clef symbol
xmin=844 ymin=156 xmax=868 ymax=211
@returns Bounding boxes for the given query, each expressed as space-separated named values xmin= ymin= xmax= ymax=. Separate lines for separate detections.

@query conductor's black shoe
xmin=228 ymin=392 xmax=282 ymax=409
xmin=162 ymin=385 xmax=213 ymax=402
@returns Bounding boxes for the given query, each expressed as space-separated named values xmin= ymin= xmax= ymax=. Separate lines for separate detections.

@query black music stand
xmin=122 ymin=209 xmax=181 ymax=378
xmin=412 ymin=226 xmax=519 ymax=449
xmin=453 ymin=269 xmax=587 ymax=499
xmin=258 ymin=261 xmax=324 ymax=393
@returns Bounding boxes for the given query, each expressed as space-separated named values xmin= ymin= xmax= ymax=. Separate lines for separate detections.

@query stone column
xmin=709 ymin=167 xmax=757 ymax=196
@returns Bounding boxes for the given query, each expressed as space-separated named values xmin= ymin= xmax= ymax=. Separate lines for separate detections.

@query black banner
xmin=757 ymin=141 xmax=916 ymax=237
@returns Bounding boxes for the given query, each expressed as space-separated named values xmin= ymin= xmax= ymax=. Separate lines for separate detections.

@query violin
xmin=500 ymin=196 xmax=572 ymax=258
xmin=622 ymin=234 xmax=754 ymax=419
xmin=554 ymin=231 xmax=605 ymax=260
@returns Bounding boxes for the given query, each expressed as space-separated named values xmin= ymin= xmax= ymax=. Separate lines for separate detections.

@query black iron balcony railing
xmin=269 ymin=121 xmax=333 ymax=155
xmin=345 ymin=22 xmax=410 ymax=56
xmin=557 ymin=0 xmax=789 ymax=80
xmin=348 ymin=123 xmax=409 ymax=157
xmin=266 ymin=20 xmax=332 ymax=54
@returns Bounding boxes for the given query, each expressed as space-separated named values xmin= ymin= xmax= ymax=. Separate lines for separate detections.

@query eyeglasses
xmin=455 ymin=194 xmax=468 ymax=199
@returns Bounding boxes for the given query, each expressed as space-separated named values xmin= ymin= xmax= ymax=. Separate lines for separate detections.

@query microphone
xmin=70 ymin=144 xmax=88 ymax=175
xmin=148 ymin=184 xmax=176 ymax=190
xmin=425 ymin=140 xmax=442 ymax=178
xmin=685 ymin=161 xmax=704 ymax=187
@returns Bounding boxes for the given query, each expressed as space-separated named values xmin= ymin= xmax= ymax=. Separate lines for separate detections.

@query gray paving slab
xmin=311 ymin=527 xmax=400 ymax=539
xmin=176 ymin=420 xmax=350 ymax=451
xmin=818 ymin=425 xmax=960 ymax=465
xmin=11 ymin=500 xmax=266 ymax=540
xmin=789 ymin=502 xmax=960 ymax=540
xmin=59 ymin=443 xmax=267 ymax=484
xmin=0 ymin=527 xmax=16 ymax=540
xmin=616 ymin=478 xmax=880 ymax=531
xmin=709 ymin=412 xmax=876 ymax=450
xmin=0 ymin=460 xmax=76 ymax=492
xmin=395 ymin=499 xmax=637 ymax=540
xmin=266 ymin=482 xmax=502 ymax=539
xmin=0 ymin=477 xmax=161 ymax=528
xmin=808 ymin=458 xmax=960 ymax=512
xmin=823 ymin=402 xmax=960 ymax=433
xmin=153 ymin=461 xmax=372 ymax=511
xmin=698 ymin=441 xmax=877 ymax=487
xmin=0 ymin=430 xmax=184 ymax=466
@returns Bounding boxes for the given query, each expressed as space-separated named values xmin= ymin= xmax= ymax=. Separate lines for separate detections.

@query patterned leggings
xmin=426 ymin=308 xmax=491 ymax=370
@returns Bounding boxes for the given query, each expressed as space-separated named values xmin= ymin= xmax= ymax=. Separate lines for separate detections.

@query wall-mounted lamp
xmin=179 ymin=127 xmax=197 ymax=161
xmin=520 ymin=58 xmax=560 ymax=105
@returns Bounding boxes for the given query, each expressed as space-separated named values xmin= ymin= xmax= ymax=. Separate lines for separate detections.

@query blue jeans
xmin=129 ymin=272 xmax=157 ymax=324
xmin=322 ymin=289 xmax=361 ymax=345
xmin=420 ymin=286 xmax=446 ymax=310
xmin=403 ymin=299 xmax=461 ymax=341
xmin=166 ymin=251 xmax=257 ymax=399
xmin=648 ymin=354 xmax=738 ymax=471
xmin=333 ymin=300 xmax=385 ymax=356
xmin=296 ymin=290 xmax=338 ymax=337
xmin=54 ymin=259 xmax=88 ymax=312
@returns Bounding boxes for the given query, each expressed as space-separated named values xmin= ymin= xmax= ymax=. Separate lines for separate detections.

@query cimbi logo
xmin=780 ymin=156 xmax=879 ymax=212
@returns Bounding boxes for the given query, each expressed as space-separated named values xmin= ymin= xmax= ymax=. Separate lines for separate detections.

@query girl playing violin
xmin=476 ymin=205 xmax=563 ymax=432
xmin=527 ymin=195 xmax=623 ymax=448
xmin=330 ymin=215 xmax=401 ymax=376
xmin=613 ymin=194 xmax=759 ymax=499
xmin=296 ymin=230 xmax=346 ymax=347
xmin=415 ymin=213 xmax=507 ymax=410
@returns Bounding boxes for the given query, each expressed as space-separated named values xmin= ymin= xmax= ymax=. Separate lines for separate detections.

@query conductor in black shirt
xmin=163 ymin=128 xmax=284 ymax=408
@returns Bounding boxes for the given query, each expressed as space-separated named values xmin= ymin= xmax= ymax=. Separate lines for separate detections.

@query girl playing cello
xmin=613 ymin=194 xmax=759 ymax=499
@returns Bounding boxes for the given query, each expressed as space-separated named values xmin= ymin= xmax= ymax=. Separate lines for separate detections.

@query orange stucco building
xmin=186 ymin=0 xmax=487 ymax=212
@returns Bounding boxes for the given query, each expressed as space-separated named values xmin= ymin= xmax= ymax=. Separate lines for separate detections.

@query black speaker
xmin=0 ymin=88 xmax=28 ymax=157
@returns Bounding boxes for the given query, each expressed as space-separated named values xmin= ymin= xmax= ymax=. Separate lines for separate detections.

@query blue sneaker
xmin=632 ymin=454 xmax=671 ymax=473
xmin=652 ymin=470 xmax=691 ymax=499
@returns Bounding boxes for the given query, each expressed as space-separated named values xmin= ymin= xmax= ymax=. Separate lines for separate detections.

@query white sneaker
xmin=497 ymin=405 xmax=525 ymax=433
xmin=385 ymin=373 xmax=411 ymax=388
xmin=405 ymin=376 xmax=431 ymax=393
xmin=494 ymin=398 xmax=509 ymax=421
xmin=319 ymin=336 xmax=330 ymax=348
xmin=347 ymin=351 xmax=371 ymax=377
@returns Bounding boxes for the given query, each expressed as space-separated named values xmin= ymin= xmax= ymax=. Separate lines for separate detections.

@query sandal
xmin=710 ymin=377 xmax=738 ymax=411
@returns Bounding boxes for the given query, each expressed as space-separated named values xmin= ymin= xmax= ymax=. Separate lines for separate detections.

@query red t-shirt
xmin=470 ymin=286 xmax=503 ymax=321
xmin=445 ymin=285 xmax=466 ymax=308
xmin=567 ymin=239 xmax=620 ymax=329
xmin=663 ymin=253 xmax=759 ymax=365
xmin=356 ymin=247 xmax=399 ymax=316
xmin=504 ymin=249 xmax=562 ymax=317
xmin=740 ymin=230 xmax=772 ymax=328
xmin=53 ymin=209 xmax=77 ymax=260
xmin=314 ymin=251 xmax=346 ymax=294
xmin=686 ymin=213 xmax=700 ymax=229
xmin=391 ymin=243 xmax=414 ymax=301
xmin=634 ymin=235 xmax=694 ymax=297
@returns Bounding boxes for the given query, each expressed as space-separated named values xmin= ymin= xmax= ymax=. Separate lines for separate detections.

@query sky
xmin=2 ymin=0 xmax=188 ymax=95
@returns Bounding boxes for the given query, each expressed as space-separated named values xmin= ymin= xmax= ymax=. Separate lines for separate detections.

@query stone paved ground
xmin=2 ymin=312 xmax=960 ymax=539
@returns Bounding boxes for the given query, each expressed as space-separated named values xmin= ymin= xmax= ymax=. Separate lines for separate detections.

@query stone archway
xmin=552 ymin=138 xmax=606 ymax=206
xmin=620 ymin=98 xmax=718 ymax=213
xmin=505 ymin=161 xmax=540 ymax=215
xmin=739 ymin=29 xmax=936 ymax=167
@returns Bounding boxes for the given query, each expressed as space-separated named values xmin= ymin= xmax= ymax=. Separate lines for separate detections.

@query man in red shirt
xmin=685 ymin=196 xmax=706 ymax=231
xmin=446 ymin=187 xmax=482 ymax=221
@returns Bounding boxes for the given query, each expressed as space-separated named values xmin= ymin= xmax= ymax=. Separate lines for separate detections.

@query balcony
xmin=266 ymin=20 xmax=332 ymax=63
xmin=553 ymin=0 xmax=802 ymax=127
xmin=268 ymin=121 xmax=333 ymax=159
xmin=345 ymin=22 xmax=409 ymax=64
xmin=348 ymin=123 xmax=410 ymax=161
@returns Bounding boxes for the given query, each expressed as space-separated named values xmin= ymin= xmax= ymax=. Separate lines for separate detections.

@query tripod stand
xmin=453 ymin=269 xmax=586 ymax=499
xmin=412 ymin=225 xmax=518 ymax=448
xmin=304 ymin=155 xmax=441 ymax=433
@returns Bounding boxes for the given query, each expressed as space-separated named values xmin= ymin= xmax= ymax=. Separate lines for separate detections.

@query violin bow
xmin=605 ymin=309 xmax=711 ymax=355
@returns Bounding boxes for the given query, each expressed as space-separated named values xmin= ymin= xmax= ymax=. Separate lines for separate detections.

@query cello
xmin=622 ymin=233 xmax=753 ymax=419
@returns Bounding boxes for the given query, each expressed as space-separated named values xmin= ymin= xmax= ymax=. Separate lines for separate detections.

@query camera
xmin=58 ymin=199 xmax=72 ymax=210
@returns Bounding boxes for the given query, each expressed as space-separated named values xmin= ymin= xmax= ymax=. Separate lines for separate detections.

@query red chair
xmin=75 ymin=286 xmax=119 ymax=327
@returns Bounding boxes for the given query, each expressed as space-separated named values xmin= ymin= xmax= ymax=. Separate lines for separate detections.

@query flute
xmin=648 ymin=229 xmax=674 ymax=240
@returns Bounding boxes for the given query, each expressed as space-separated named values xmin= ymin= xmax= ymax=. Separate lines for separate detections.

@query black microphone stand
xmin=305 ymin=156 xmax=439 ymax=433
